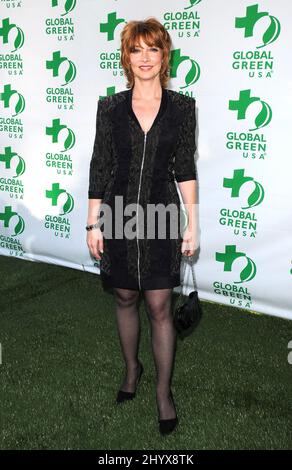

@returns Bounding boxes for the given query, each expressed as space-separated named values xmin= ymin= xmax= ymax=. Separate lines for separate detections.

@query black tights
xmin=113 ymin=287 xmax=177 ymax=420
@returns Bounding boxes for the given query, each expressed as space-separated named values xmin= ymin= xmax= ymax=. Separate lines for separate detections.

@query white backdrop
xmin=1 ymin=0 xmax=291 ymax=320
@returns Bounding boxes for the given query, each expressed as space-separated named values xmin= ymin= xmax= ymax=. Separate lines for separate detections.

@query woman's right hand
xmin=86 ymin=227 xmax=104 ymax=260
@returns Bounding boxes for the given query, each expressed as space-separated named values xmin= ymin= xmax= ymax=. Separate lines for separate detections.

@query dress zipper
xmin=136 ymin=131 xmax=147 ymax=290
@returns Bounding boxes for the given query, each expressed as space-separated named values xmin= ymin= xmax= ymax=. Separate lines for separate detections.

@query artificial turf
xmin=0 ymin=255 xmax=291 ymax=449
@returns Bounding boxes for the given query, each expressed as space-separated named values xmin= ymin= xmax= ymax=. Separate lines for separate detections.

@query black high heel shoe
xmin=158 ymin=389 xmax=178 ymax=435
xmin=116 ymin=360 xmax=144 ymax=404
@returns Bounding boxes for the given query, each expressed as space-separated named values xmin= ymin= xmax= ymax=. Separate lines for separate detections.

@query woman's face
xmin=129 ymin=37 xmax=163 ymax=83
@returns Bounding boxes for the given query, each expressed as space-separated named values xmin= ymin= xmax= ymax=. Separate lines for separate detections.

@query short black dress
xmin=88 ymin=87 xmax=197 ymax=291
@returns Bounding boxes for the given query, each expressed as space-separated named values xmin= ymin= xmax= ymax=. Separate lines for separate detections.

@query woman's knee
xmin=144 ymin=289 xmax=172 ymax=321
xmin=145 ymin=298 xmax=172 ymax=322
xmin=114 ymin=288 xmax=139 ymax=308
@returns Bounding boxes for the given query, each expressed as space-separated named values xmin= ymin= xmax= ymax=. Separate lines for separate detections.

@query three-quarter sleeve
xmin=173 ymin=97 xmax=197 ymax=182
xmin=88 ymin=98 xmax=111 ymax=199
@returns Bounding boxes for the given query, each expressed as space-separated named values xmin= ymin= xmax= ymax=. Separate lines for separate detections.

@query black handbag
xmin=173 ymin=254 xmax=203 ymax=340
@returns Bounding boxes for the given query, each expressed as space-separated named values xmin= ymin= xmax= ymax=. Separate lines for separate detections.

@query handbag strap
xmin=179 ymin=254 xmax=196 ymax=299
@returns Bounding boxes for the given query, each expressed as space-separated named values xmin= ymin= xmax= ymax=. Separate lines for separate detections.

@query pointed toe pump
xmin=158 ymin=389 xmax=178 ymax=435
xmin=116 ymin=361 xmax=144 ymax=404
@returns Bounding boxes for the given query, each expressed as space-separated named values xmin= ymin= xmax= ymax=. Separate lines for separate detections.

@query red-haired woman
xmin=86 ymin=17 xmax=197 ymax=435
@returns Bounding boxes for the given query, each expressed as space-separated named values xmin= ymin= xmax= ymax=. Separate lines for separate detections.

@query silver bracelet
xmin=85 ymin=222 xmax=99 ymax=231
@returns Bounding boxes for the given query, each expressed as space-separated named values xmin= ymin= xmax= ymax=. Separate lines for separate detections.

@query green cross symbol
xmin=46 ymin=183 xmax=66 ymax=206
xmin=0 ymin=206 xmax=16 ymax=227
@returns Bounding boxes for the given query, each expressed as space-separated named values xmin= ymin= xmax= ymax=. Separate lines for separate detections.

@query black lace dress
xmin=88 ymin=87 xmax=197 ymax=291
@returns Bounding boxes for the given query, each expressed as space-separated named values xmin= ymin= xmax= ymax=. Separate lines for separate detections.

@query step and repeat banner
xmin=0 ymin=0 xmax=291 ymax=320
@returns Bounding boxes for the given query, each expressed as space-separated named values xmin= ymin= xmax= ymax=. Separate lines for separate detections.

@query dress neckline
xmin=126 ymin=86 xmax=168 ymax=134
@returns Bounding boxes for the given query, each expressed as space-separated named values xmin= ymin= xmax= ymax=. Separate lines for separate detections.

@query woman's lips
xmin=139 ymin=66 xmax=153 ymax=70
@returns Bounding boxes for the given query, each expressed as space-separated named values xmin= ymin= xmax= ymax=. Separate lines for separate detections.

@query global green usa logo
xmin=46 ymin=51 xmax=76 ymax=85
xmin=219 ymin=169 xmax=265 ymax=238
xmin=229 ymin=89 xmax=272 ymax=131
xmin=0 ymin=146 xmax=25 ymax=177
xmin=232 ymin=49 xmax=274 ymax=78
xmin=46 ymin=182 xmax=74 ymax=215
xmin=0 ymin=84 xmax=25 ymax=116
xmin=46 ymin=51 xmax=76 ymax=108
xmin=163 ymin=0 xmax=201 ymax=37
xmin=226 ymin=89 xmax=270 ymax=160
xmin=0 ymin=205 xmax=25 ymax=236
xmin=45 ymin=183 xmax=73 ymax=238
xmin=235 ymin=4 xmax=280 ymax=48
xmin=213 ymin=280 xmax=252 ymax=309
xmin=232 ymin=4 xmax=280 ymax=77
xmin=223 ymin=169 xmax=264 ymax=209
xmin=0 ymin=146 xmax=25 ymax=199
xmin=46 ymin=0 xmax=75 ymax=40
xmin=46 ymin=119 xmax=75 ymax=151
xmin=169 ymin=49 xmax=200 ymax=89
xmin=0 ymin=17 xmax=24 ymax=52
xmin=216 ymin=245 xmax=256 ymax=283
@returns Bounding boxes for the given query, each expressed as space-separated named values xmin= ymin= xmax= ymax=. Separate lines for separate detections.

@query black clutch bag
xmin=173 ymin=254 xmax=203 ymax=340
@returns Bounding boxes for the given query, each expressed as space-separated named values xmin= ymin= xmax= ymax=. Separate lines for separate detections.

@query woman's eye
xmin=132 ymin=47 xmax=158 ymax=52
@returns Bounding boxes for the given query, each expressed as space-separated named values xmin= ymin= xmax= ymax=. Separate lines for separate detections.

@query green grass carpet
xmin=0 ymin=255 xmax=291 ymax=450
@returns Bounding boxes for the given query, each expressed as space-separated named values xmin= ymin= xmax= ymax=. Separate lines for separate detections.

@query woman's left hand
xmin=181 ymin=226 xmax=198 ymax=256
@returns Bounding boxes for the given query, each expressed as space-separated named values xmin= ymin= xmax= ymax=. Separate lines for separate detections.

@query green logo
xmin=223 ymin=169 xmax=264 ymax=209
xmin=235 ymin=4 xmax=280 ymax=48
xmin=98 ymin=86 xmax=116 ymax=100
xmin=229 ymin=89 xmax=272 ymax=130
xmin=0 ymin=205 xmax=25 ymax=236
xmin=185 ymin=0 xmax=202 ymax=8
xmin=46 ymin=119 xmax=76 ymax=151
xmin=46 ymin=183 xmax=74 ymax=215
xmin=52 ymin=0 xmax=76 ymax=16
xmin=0 ymin=146 xmax=25 ymax=177
xmin=0 ymin=84 xmax=25 ymax=116
xmin=216 ymin=245 xmax=257 ymax=283
xmin=0 ymin=17 xmax=24 ymax=52
xmin=100 ymin=12 xmax=126 ymax=41
xmin=46 ymin=51 xmax=76 ymax=86
xmin=169 ymin=49 xmax=200 ymax=88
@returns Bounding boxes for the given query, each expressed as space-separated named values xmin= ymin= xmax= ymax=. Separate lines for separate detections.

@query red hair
xmin=120 ymin=17 xmax=172 ymax=89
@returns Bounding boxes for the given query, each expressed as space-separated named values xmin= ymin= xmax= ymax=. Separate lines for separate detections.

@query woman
xmin=86 ymin=18 xmax=197 ymax=436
